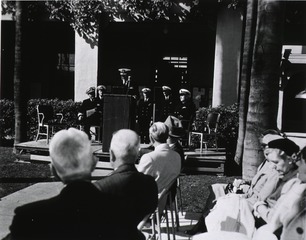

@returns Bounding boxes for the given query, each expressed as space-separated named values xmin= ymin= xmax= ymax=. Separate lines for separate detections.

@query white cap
xmin=162 ymin=86 xmax=171 ymax=91
xmin=142 ymin=88 xmax=151 ymax=93
xmin=179 ymin=88 xmax=191 ymax=95
xmin=97 ymin=85 xmax=106 ymax=91
xmin=118 ymin=68 xmax=131 ymax=73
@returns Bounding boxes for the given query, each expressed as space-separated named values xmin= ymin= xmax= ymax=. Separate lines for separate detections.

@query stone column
xmin=212 ymin=6 xmax=243 ymax=107
xmin=74 ymin=33 xmax=98 ymax=102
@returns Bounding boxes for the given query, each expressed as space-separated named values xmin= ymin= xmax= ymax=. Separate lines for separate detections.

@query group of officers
xmin=78 ymin=84 xmax=196 ymax=143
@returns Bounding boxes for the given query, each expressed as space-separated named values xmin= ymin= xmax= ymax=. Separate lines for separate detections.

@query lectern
xmin=102 ymin=94 xmax=136 ymax=152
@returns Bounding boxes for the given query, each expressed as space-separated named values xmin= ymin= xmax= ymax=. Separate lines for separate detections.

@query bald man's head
xmin=110 ymin=129 xmax=140 ymax=166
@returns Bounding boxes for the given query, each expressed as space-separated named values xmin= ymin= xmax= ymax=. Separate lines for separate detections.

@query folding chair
xmin=138 ymin=177 xmax=179 ymax=240
xmin=189 ymin=112 xmax=220 ymax=152
xmin=35 ymin=105 xmax=66 ymax=143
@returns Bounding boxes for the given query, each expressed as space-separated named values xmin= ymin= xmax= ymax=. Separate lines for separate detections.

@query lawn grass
xmin=0 ymin=146 xmax=238 ymax=213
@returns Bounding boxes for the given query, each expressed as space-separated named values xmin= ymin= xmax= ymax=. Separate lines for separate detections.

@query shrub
xmin=0 ymin=99 xmax=15 ymax=142
xmin=0 ymin=99 xmax=82 ymax=144
xmin=190 ymin=103 xmax=239 ymax=148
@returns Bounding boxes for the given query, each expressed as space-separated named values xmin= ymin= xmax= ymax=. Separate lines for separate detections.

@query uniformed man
xmin=118 ymin=68 xmax=132 ymax=94
xmin=78 ymin=87 xmax=101 ymax=139
xmin=137 ymin=88 xmax=153 ymax=143
xmin=117 ymin=68 xmax=139 ymax=99
xmin=158 ymin=86 xmax=175 ymax=122
xmin=96 ymin=85 xmax=106 ymax=114
xmin=174 ymin=88 xmax=196 ymax=130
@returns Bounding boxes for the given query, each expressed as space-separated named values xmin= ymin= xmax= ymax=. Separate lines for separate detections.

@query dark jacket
xmin=174 ymin=100 xmax=196 ymax=129
xmin=9 ymin=181 xmax=132 ymax=240
xmin=94 ymin=164 xmax=158 ymax=226
xmin=170 ymin=141 xmax=185 ymax=169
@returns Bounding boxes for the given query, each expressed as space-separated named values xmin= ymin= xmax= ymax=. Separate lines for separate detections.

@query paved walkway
xmin=142 ymin=211 xmax=201 ymax=240
xmin=0 ymin=182 xmax=201 ymax=240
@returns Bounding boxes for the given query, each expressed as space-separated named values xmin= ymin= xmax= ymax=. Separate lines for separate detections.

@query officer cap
xmin=118 ymin=68 xmax=131 ymax=74
xmin=97 ymin=85 xmax=106 ymax=91
xmin=142 ymin=88 xmax=151 ymax=93
xmin=162 ymin=86 xmax=171 ymax=92
xmin=179 ymin=88 xmax=191 ymax=95
xmin=86 ymin=87 xmax=95 ymax=94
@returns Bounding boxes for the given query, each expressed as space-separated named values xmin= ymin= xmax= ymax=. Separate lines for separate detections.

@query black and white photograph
xmin=1 ymin=0 xmax=306 ymax=239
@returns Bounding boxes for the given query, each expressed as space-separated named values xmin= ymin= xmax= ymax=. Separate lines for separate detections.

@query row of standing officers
xmin=78 ymin=85 xmax=196 ymax=143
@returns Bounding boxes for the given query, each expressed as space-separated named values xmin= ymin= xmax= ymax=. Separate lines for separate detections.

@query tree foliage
xmin=2 ymin=0 xmax=205 ymax=48
xmin=45 ymin=0 xmax=205 ymax=48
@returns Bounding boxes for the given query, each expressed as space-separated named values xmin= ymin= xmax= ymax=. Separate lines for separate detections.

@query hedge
xmin=0 ymin=99 xmax=82 ymax=143
xmin=1 ymin=99 xmax=239 ymax=148
xmin=190 ymin=103 xmax=239 ymax=148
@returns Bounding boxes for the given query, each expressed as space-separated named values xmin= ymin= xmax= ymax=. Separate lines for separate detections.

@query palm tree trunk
xmin=242 ymin=0 xmax=285 ymax=180
xmin=14 ymin=1 xmax=28 ymax=148
xmin=235 ymin=0 xmax=258 ymax=165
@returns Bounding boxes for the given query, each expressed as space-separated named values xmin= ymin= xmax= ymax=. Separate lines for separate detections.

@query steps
xmin=183 ymin=149 xmax=226 ymax=175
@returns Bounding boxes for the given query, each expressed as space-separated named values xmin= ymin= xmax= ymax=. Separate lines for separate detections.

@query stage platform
xmin=14 ymin=140 xmax=112 ymax=179
xmin=14 ymin=140 xmax=226 ymax=175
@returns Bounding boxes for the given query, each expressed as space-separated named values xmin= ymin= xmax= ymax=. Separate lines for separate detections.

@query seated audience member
xmin=253 ymin=138 xmax=300 ymax=223
xmin=186 ymin=131 xmax=283 ymax=235
xmin=193 ymin=146 xmax=306 ymax=240
xmin=254 ymin=146 xmax=306 ymax=240
xmin=94 ymin=129 xmax=158 ymax=238
xmin=203 ymin=138 xmax=300 ymax=237
xmin=78 ymin=87 xmax=101 ymax=140
xmin=164 ymin=115 xmax=185 ymax=168
xmin=137 ymin=122 xmax=181 ymax=193
xmin=9 ymin=128 xmax=125 ymax=240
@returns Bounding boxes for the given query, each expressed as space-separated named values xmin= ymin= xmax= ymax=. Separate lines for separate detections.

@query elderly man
xmin=94 ymin=129 xmax=158 ymax=238
xmin=137 ymin=122 xmax=181 ymax=193
xmin=9 ymin=128 xmax=125 ymax=240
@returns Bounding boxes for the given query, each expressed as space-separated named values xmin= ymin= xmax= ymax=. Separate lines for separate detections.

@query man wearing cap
xmin=9 ymin=128 xmax=128 ymax=240
xmin=137 ymin=122 xmax=181 ymax=193
xmin=174 ymin=88 xmax=196 ymax=130
xmin=96 ymin=85 xmax=106 ymax=110
xmin=164 ymin=115 xmax=185 ymax=168
xmin=116 ymin=68 xmax=139 ymax=99
xmin=118 ymin=68 xmax=132 ymax=91
xmin=158 ymin=86 xmax=176 ymax=122
xmin=78 ymin=86 xmax=101 ymax=140
xmin=137 ymin=88 xmax=153 ymax=143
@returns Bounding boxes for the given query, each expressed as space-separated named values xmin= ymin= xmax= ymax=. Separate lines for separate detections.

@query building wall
xmin=96 ymin=22 xmax=216 ymax=104
xmin=212 ymin=6 xmax=243 ymax=107
xmin=75 ymin=33 xmax=98 ymax=102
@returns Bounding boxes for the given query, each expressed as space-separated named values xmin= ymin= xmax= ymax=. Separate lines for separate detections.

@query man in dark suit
xmin=137 ymin=88 xmax=153 ymax=143
xmin=158 ymin=86 xmax=176 ymax=122
xmin=94 ymin=129 xmax=158 ymax=233
xmin=8 ymin=128 xmax=128 ymax=240
xmin=164 ymin=115 xmax=185 ymax=169
xmin=78 ymin=86 xmax=102 ymax=139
